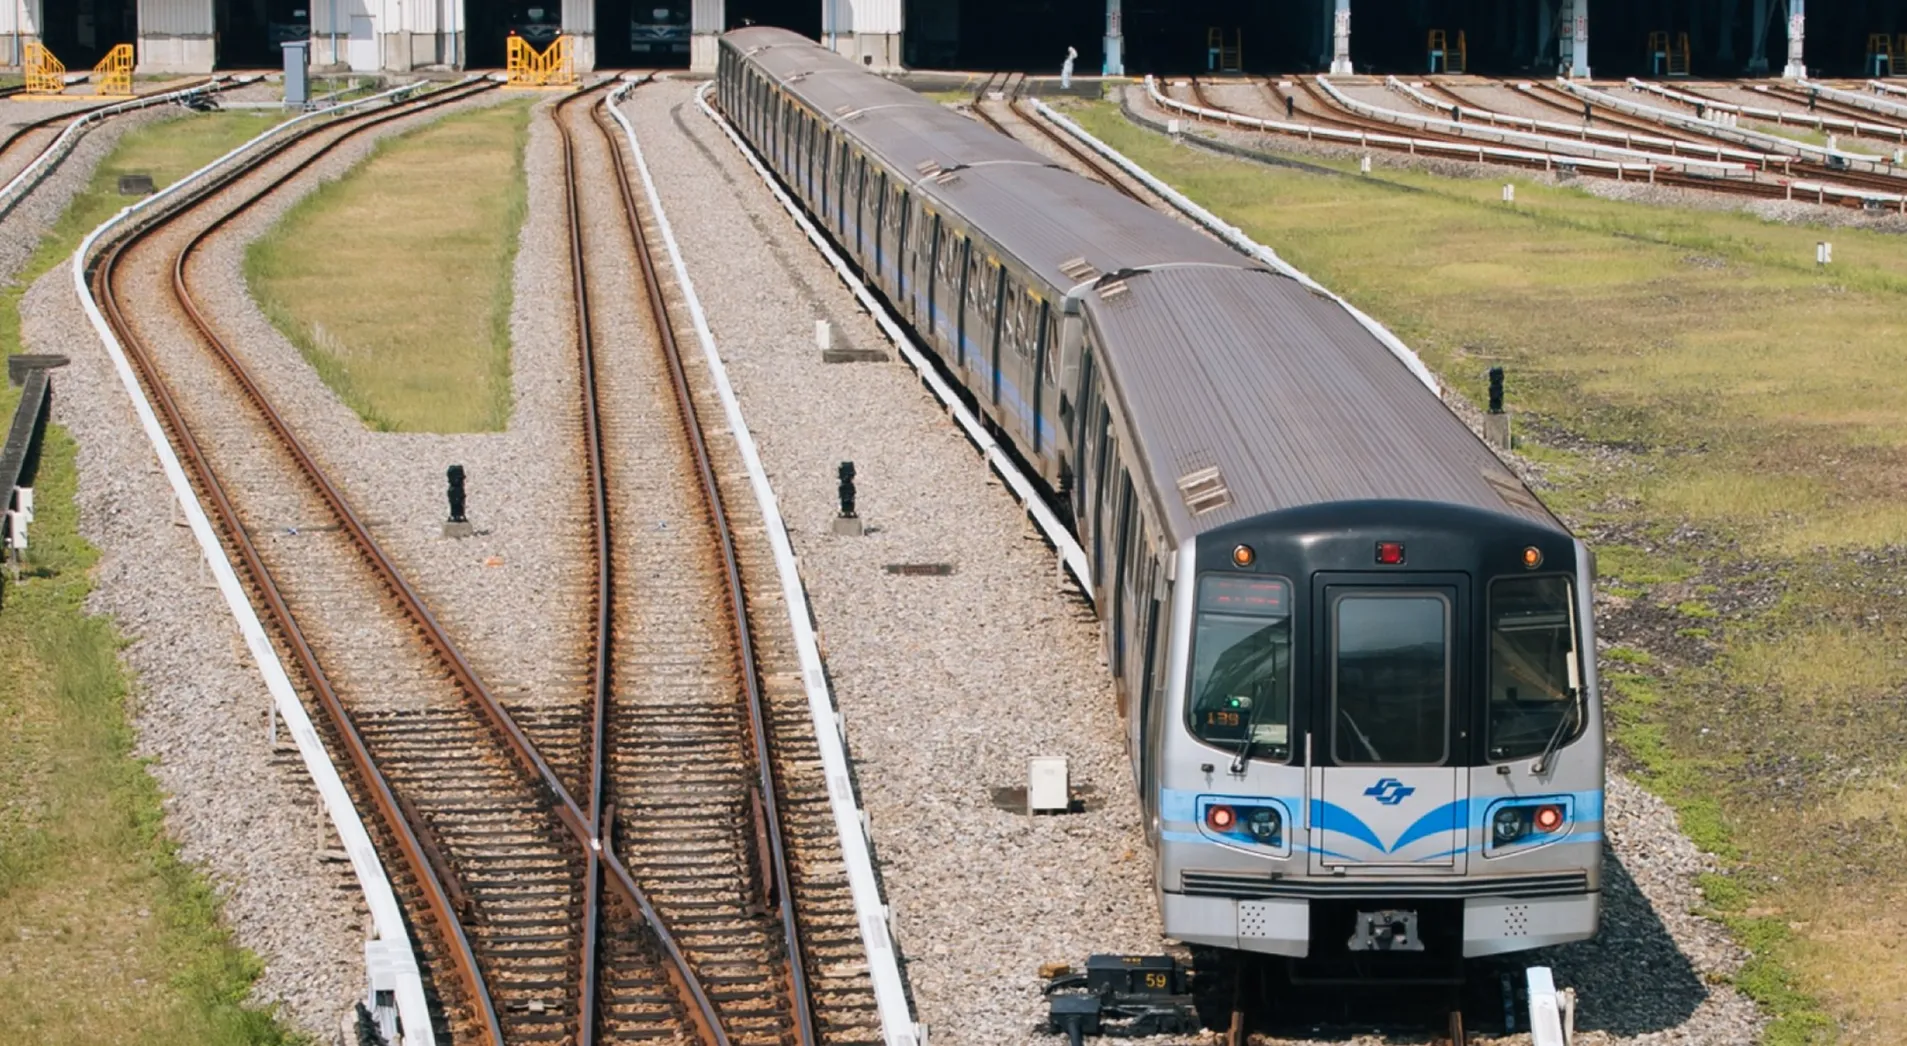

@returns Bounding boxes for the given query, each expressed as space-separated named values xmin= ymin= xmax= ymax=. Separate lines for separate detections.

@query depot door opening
xmin=597 ymin=0 xmax=692 ymax=68
xmin=904 ymin=0 xmax=1100 ymax=71
xmin=41 ymin=0 xmax=139 ymax=69
xmin=214 ymin=0 xmax=311 ymax=68
xmin=725 ymin=0 xmax=821 ymax=42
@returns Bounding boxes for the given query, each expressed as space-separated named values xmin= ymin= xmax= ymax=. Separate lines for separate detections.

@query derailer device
xmin=1041 ymin=954 xmax=1199 ymax=1046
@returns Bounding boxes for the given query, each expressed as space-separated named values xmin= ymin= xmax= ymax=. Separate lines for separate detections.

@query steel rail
xmin=0 ymin=78 xmax=219 ymax=196
xmin=1008 ymin=77 xmax=1147 ymax=203
xmin=555 ymin=81 xmax=736 ymax=1046
xmin=591 ymin=84 xmax=821 ymax=1046
xmin=88 ymin=81 xmax=507 ymax=1046
xmin=163 ymin=77 xmax=728 ymax=1046
xmin=550 ymin=81 xmax=620 ymax=1046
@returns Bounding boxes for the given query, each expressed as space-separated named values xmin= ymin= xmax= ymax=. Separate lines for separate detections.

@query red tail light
xmin=1376 ymin=541 xmax=1405 ymax=565
xmin=1533 ymin=805 xmax=1564 ymax=833
xmin=1206 ymin=805 xmax=1236 ymax=831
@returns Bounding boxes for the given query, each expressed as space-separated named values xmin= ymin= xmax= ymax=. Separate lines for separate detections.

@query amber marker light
xmin=1534 ymin=805 xmax=1564 ymax=833
xmin=1231 ymin=544 xmax=1255 ymax=568
xmin=1206 ymin=805 xmax=1237 ymax=831
xmin=1523 ymin=546 xmax=1544 ymax=569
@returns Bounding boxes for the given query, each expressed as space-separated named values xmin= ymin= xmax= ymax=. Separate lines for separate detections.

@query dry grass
xmin=1065 ymin=102 xmax=1907 ymax=1042
xmin=0 ymin=112 xmax=299 ymax=1044
xmin=245 ymin=97 xmax=532 ymax=433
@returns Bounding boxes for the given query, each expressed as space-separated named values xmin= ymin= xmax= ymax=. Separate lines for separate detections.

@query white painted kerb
xmin=607 ymin=79 xmax=924 ymax=1046
xmin=71 ymin=82 xmax=437 ymax=1046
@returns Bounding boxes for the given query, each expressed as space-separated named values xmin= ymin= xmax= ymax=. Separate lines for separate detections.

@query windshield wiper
xmin=1531 ymin=693 xmax=1581 ymax=775
xmin=1338 ymin=708 xmax=1383 ymax=762
xmin=1228 ymin=693 xmax=1266 ymax=774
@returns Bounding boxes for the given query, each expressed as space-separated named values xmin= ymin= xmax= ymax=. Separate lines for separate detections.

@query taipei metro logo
xmin=1364 ymin=778 xmax=1415 ymax=806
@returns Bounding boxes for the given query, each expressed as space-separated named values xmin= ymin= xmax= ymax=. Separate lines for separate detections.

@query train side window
xmin=1110 ymin=470 xmax=1134 ymax=673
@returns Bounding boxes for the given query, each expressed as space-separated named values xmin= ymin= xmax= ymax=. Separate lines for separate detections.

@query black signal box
xmin=1085 ymin=954 xmax=1180 ymax=997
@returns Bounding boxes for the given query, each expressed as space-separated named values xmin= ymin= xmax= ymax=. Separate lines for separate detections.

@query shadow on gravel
xmin=1526 ymin=850 xmax=1709 ymax=1036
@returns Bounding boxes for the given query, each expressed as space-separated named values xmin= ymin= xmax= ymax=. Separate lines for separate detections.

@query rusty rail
xmin=88 ymin=82 xmax=507 ymax=1046
xmin=582 ymin=82 xmax=821 ymax=1046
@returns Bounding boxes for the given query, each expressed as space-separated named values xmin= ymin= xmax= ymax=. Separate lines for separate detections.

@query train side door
xmin=1306 ymin=575 xmax=1470 ymax=878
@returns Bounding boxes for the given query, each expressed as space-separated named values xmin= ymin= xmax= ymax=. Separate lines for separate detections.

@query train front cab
xmin=1153 ymin=500 xmax=1603 ymax=972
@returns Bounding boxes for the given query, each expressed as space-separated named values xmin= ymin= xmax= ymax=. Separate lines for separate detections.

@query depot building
xmin=1 ymin=1 xmax=1902 ymax=80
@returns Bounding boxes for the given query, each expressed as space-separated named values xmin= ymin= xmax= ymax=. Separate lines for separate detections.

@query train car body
xmin=715 ymin=26 xmax=1603 ymax=974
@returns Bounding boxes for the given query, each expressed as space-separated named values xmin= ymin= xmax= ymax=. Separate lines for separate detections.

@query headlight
xmin=1246 ymin=807 xmax=1281 ymax=845
xmin=1487 ymin=799 xmax=1572 ymax=854
xmin=1196 ymin=798 xmax=1287 ymax=853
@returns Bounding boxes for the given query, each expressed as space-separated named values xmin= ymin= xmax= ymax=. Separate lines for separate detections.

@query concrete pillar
xmin=1330 ymin=0 xmax=1351 ymax=75
xmin=691 ymin=0 xmax=722 ymax=73
xmin=1102 ymin=0 xmax=1123 ymax=76
xmin=562 ymin=0 xmax=595 ymax=74
xmin=845 ymin=0 xmax=901 ymax=71
xmin=1562 ymin=0 xmax=1590 ymax=79
xmin=137 ymin=0 xmax=215 ymax=73
xmin=1782 ymin=0 xmax=1804 ymax=79
xmin=1748 ymin=0 xmax=1771 ymax=74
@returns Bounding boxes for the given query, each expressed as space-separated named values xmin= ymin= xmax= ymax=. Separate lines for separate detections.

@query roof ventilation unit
xmin=1097 ymin=280 xmax=1130 ymax=302
xmin=1059 ymin=256 xmax=1099 ymax=282
xmin=1177 ymin=466 xmax=1232 ymax=515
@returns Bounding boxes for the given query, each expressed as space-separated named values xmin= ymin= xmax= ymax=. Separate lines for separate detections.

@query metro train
xmin=715 ymin=27 xmax=1603 ymax=980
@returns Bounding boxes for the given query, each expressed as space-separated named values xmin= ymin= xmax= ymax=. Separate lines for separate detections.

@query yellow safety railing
xmin=1670 ymin=32 xmax=1690 ymax=76
xmin=24 ymin=41 xmax=66 ymax=96
xmin=1205 ymin=27 xmax=1241 ymax=73
xmin=1427 ymin=29 xmax=1465 ymax=74
xmin=93 ymin=44 xmax=135 ymax=97
xmin=1897 ymin=34 xmax=1907 ymax=76
xmin=1647 ymin=30 xmax=1690 ymax=77
xmin=505 ymin=34 xmax=576 ymax=88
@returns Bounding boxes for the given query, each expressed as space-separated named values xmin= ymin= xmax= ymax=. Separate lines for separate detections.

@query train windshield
xmin=1187 ymin=575 xmax=1292 ymax=761
xmin=1330 ymin=592 xmax=1449 ymax=765
xmin=1486 ymin=576 xmax=1581 ymax=761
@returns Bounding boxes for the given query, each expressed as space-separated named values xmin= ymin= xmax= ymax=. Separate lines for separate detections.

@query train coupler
xmin=1041 ymin=954 xmax=1200 ymax=1045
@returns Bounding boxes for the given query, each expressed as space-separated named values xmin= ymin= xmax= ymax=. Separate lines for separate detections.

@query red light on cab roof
xmin=1375 ymin=541 xmax=1405 ymax=566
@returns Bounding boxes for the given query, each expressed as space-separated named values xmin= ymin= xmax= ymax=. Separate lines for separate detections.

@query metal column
xmin=1564 ymin=0 xmax=1590 ymax=79
xmin=1103 ymin=0 xmax=1123 ymax=76
xmin=1330 ymin=0 xmax=1351 ymax=75
xmin=1782 ymin=0 xmax=1804 ymax=79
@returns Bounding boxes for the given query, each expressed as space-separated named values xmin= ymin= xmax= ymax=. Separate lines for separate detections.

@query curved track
xmin=87 ymin=81 xmax=747 ymax=1046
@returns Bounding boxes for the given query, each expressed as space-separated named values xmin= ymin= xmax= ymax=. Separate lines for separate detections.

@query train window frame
xmin=1485 ymin=574 xmax=1585 ymax=763
xmin=1328 ymin=590 xmax=1452 ymax=767
xmin=1184 ymin=573 xmax=1295 ymax=761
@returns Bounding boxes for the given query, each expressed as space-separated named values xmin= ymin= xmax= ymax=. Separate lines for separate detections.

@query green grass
xmin=0 ymin=112 xmax=301 ymax=1043
xmin=1750 ymin=122 xmax=1890 ymax=156
xmin=1065 ymin=101 xmax=1907 ymax=1042
xmin=245 ymin=98 xmax=532 ymax=433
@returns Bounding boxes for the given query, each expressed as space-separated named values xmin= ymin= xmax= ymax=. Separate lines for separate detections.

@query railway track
xmin=1172 ymin=76 xmax=1902 ymax=209
xmin=970 ymin=73 xmax=1157 ymax=205
xmin=85 ymin=79 xmax=757 ymax=1045
xmin=0 ymin=79 xmax=215 ymax=194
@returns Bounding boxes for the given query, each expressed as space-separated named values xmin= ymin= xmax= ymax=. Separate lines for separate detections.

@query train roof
xmin=721 ymin=27 xmax=1565 ymax=542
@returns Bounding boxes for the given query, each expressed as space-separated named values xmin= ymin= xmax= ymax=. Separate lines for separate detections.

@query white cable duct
xmin=1384 ymin=77 xmax=1766 ymax=165
xmin=0 ymin=77 xmax=248 ymax=218
xmin=609 ymin=79 xmax=925 ymax=1046
xmin=1599 ymin=78 xmax=1907 ymax=180
xmin=1047 ymin=89 xmax=1442 ymax=395
xmin=1872 ymin=80 xmax=1907 ymax=100
xmin=1796 ymin=79 xmax=1907 ymax=121
xmin=72 ymin=79 xmax=455 ymax=1046
xmin=1316 ymin=75 xmax=1754 ymax=177
xmin=1145 ymin=76 xmax=1657 ymax=180
xmin=1627 ymin=77 xmax=1907 ymax=144
xmin=1555 ymin=81 xmax=1907 ymax=208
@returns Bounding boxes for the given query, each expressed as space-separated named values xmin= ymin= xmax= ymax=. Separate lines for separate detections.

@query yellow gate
xmin=93 ymin=44 xmax=135 ymax=97
xmin=505 ymin=35 xmax=575 ymax=88
xmin=25 ymin=42 xmax=66 ymax=96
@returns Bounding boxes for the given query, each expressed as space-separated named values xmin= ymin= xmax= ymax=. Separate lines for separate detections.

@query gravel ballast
xmin=17 ymin=89 xmax=524 ymax=1039
xmin=621 ymin=78 xmax=1765 ymax=1044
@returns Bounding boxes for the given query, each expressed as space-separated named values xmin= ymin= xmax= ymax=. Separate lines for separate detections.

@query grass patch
xmin=1063 ymin=102 xmax=1907 ymax=1041
xmin=245 ymin=98 xmax=532 ymax=433
xmin=0 ymin=113 xmax=301 ymax=1043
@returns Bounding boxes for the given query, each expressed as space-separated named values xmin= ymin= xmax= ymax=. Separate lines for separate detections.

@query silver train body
xmin=717 ymin=27 xmax=1604 ymax=970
